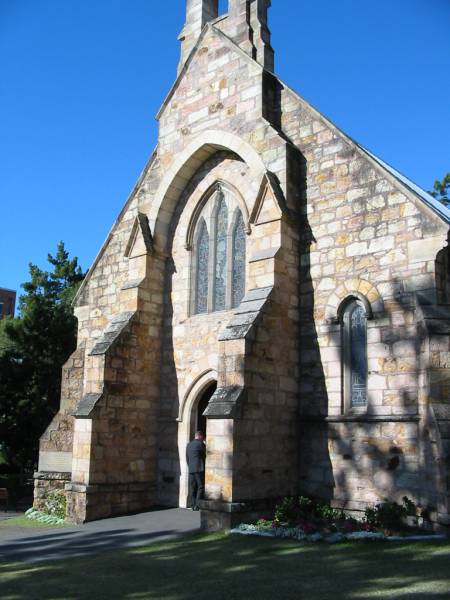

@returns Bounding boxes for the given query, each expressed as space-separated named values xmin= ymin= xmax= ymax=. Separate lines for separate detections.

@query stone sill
xmin=34 ymin=471 xmax=71 ymax=481
xmin=249 ymin=247 xmax=280 ymax=263
xmin=200 ymin=500 xmax=247 ymax=514
xmin=302 ymin=415 xmax=420 ymax=424
xmin=200 ymin=497 xmax=282 ymax=514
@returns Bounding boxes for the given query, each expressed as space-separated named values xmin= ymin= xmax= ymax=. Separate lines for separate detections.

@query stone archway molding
xmin=149 ymin=130 xmax=267 ymax=249
xmin=178 ymin=368 xmax=218 ymax=423
xmin=324 ymin=279 xmax=384 ymax=323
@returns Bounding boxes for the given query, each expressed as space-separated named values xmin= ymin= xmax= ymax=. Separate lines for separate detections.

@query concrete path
xmin=0 ymin=508 xmax=201 ymax=563
xmin=0 ymin=510 xmax=22 ymax=521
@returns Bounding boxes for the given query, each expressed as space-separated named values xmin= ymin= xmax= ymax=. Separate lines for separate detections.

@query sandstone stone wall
xmin=157 ymin=154 xmax=247 ymax=505
xmin=232 ymin=224 xmax=301 ymax=502
xmin=35 ymin=15 xmax=450 ymax=528
xmin=37 ymin=150 xmax=165 ymax=520
xmin=156 ymin=149 xmax=300 ymax=507
xmin=34 ymin=473 xmax=71 ymax=512
xmin=35 ymin=341 xmax=86 ymax=492
xmin=280 ymin=84 xmax=449 ymax=518
xmin=66 ymin=309 xmax=162 ymax=521
xmin=421 ymin=308 xmax=450 ymax=524
xmin=148 ymin=25 xmax=292 ymax=234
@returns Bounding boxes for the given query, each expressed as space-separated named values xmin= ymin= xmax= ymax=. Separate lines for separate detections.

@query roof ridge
xmin=278 ymin=77 xmax=450 ymax=225
xmin=358 ymin=144 xmax=450 ymax=224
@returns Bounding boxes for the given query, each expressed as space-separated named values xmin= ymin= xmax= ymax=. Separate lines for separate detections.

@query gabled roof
xmin=75 ymin=20 xmax=449 ymax=306
xmin=156 ymin=22 xmax=264 ymax=121
xmin=168 ymin=21 xmax=450 ymax=226
xmin=279 ymin=79 xmax=450 ymax=227
xmin=357 ymin=145 xmax=450 ymax=224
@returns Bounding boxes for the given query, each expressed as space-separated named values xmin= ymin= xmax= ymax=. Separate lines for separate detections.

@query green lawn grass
xmin=0 ymin=515 xmax=65 ymax=529
xmin=0 ymin=533 xmax=449 ymax=600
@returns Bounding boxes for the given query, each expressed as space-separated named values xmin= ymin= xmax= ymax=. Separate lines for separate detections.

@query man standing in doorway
xmin=186 ymin=431 xmax=206 ymax=511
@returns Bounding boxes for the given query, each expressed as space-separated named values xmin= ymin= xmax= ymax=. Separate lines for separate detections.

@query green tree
xmin=430 ymin=173 xmax=450 ymax=207
xmin=0 ymin=242 xmax=84 ymax=472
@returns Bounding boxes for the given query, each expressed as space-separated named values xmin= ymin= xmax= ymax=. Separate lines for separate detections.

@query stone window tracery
xmin=231 ymin=211 xmax=246 ymax=308
xmin=191 ymin=185 xmax=246 ymax=315
xmin=214 ymin=193 xmax=228 ymax=311
xmin=342 ymin=299 xmax=368 ymax=410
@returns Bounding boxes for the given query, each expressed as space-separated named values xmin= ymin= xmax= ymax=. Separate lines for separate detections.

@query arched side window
xmin=342 ymin=299 xmax=368 ymax=410
xmin=191 ymin=185 xmax=246 ymax=315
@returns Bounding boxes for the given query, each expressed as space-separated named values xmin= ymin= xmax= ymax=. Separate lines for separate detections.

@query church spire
xmin=178 ymin=0 xmax=274 ymax=74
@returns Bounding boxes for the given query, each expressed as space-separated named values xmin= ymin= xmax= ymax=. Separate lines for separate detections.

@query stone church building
xmin=35 ymin=0 xmax=450 ymax=530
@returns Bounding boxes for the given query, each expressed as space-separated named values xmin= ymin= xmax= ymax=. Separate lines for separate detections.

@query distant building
xmin=0 ymin=288 xmax=16 ymax=319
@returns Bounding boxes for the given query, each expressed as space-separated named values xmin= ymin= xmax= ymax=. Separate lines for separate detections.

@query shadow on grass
xmin=1 ymin=534 xmax=449 ymax=600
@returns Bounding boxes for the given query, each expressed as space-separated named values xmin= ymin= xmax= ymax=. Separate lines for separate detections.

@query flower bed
xmin=233 ymin=523 xmax=384 ymax=544
xmin=231 ymin=495 xmax=446 ymax=544
xmin=25 ymin=490 xmax=66 ymax=526
xmin=24 ymin=507 xmax=65 ymax=526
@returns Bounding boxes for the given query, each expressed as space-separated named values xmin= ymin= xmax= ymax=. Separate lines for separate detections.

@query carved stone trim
xmin=89 ymin=311 xmax=136 ymax=356
xmin=34 ymin=471 xmax=72 ymax=481
xmin=124 ymin=212 xmax=153 ymax=258
xmin=203 ymin=385 xmax=246 ymax=418
xmin=73 ymin=393 xmax=103 ymax=418
xmin=218 ymin=286 xmax=273 ymax=341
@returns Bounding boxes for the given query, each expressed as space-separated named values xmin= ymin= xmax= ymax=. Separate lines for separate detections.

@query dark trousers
xmin=189 ymin=472 xmax=204 ymax=508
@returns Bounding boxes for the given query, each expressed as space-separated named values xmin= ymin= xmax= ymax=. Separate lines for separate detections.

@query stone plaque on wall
xmin=38 ymin=451 xmax=72 ymax=473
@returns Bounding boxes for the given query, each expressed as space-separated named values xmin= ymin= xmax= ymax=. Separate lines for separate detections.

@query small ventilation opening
xmin=218 ymin=0 xmax=229 ymax=15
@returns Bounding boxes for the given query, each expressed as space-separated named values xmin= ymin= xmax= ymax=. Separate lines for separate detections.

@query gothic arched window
xmin=191 ymin=185 xmax=246 ymax=315
xmin=342 ymin=299 xmax=368 ymax=410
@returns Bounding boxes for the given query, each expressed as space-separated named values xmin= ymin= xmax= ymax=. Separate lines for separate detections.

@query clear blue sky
xmin=1 ymin=0 xmax=449 ymax=301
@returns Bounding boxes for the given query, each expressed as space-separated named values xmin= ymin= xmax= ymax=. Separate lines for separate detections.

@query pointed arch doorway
xmin=177 ymin=371 xmax=217 ymax=508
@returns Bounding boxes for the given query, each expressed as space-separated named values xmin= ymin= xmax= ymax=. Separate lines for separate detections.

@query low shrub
xmin=272 ymin=494 xmax=419 ymax=535
xmin=298 ymin=496 xmax=314 ymax=520
xmin=364 ymin=497 xmax=417 ymax=532
xmin=314 ymin=502 xmax=344 ymax=523
xmin=274 ymin=495 xmax=345 ymax=527
xmin=43 ymin=490 xmax=66 ymax=520
xmin=274 ymin=497 xmax=298 ymax=525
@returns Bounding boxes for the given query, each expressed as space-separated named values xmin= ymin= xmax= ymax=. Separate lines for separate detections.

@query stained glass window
xmin=195 ymin=219 xmax=209 ymax=314
xmin=232 ymin=211 xmax=246 ymax=308
xmin=192 ymin=185 xmax=247 ymax=315
xmin=214 ymin=193 xmax=228 ymax=311
xmin=349 ymin=303 xmax=367 ymax=407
